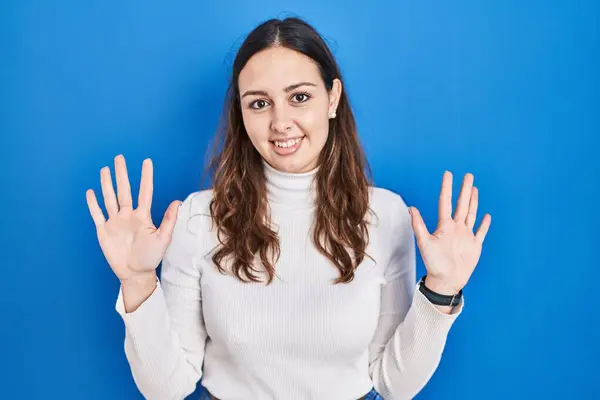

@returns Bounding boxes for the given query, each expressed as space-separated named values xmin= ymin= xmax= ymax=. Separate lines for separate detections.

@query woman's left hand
xmin=408 ymin=171 xmax=492 ymax=296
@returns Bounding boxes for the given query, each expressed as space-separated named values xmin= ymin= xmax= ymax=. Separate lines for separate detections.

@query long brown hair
xmin=204 ymin=17 xmax=374 ymax=284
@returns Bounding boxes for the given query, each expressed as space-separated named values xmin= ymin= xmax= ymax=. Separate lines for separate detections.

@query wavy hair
xmin=204 ymin=17 xmax=374 ymax=284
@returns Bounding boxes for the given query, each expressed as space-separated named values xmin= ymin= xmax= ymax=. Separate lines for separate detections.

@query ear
xmin=328 ymin=78 xmax=343 ymax=117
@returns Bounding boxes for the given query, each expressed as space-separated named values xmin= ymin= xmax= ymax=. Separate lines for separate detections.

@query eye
xmin=291 ymin=92 xmax=311 ymax=103
xmin=249 ymin=99 xmax=270 ymax=110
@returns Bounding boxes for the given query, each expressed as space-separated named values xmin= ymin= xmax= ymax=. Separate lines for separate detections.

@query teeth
xmin=274 ymin=137 xmax=303 ymax=148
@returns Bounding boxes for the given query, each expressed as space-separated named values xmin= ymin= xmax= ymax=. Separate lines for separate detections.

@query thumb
xmin=157 ymin=200 xmax=182 ymax=242
xmin=408 ymin=206 xmax=430 ymax=244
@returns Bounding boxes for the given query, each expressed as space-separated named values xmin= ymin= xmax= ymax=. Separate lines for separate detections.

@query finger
xmin=138 ymin=158 xmax=153 ymax=215
xmin=157 ymin=200 xmax=182 ymax=242
xmin=86 ymin=189 xmax=106 ymax=228
xmin=465 ymin=186 xmax=478 ymax=230
xmin=100 ymin=166 xmax=119 ymax=218
xmin=475 ymin=213 xmax=492 ymax=244
xmin=409 ymin=206 xmax=430 ymax=245
xmin=438 ymin=171 xmax=453 ymax=221
xmin=115 ymin=154 xmax=133 ymax=211
xmin=453 ymin=173 xmax=474 ymax=223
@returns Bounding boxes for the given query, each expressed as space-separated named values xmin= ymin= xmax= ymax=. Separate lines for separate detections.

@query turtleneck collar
xmin=263 ymin=159 xmax=318 ymax=210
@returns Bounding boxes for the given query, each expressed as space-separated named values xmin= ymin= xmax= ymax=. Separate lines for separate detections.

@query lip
xmin=269 ymin=136 xmax=304 ymax=142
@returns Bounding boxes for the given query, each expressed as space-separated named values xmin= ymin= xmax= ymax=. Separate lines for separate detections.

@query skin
xmin=238 ymin=46 xmax=342 ymax=173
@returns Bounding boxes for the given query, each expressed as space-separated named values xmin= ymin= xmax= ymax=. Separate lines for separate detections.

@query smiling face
xmin=238 ymin=46 xmax=342 ymax=173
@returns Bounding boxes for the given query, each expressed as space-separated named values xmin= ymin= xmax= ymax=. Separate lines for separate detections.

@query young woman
xmin=86 ymin=17 xmax=491 ymax=400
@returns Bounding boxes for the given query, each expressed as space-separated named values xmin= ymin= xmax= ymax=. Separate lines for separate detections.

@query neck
xmin=262 ymin=159 xmax=318 ymax=210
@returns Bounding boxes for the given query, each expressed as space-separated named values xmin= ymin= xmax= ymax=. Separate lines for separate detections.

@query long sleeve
xmin=368 ymin=198 xmax=464 ymax=400
xmin=114 ymin=193 xmax=208 ymax=400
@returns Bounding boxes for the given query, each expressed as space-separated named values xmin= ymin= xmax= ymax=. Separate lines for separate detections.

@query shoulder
xmin=368 ymin=186 xmax=416 ymax=279
xmin=173 ymin=189 xmax=215 ymax=245
xmin=368 ymin=186 xmax=411 ymax=234
xmin=180 ymin=189 xmax=214 ymax=216
xmin=369 ymin=186 xmax=408 ymax=210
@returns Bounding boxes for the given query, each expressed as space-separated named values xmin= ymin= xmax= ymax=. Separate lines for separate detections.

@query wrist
xmin=120 ymin=272 xmax=157 ymax=314
xmin=424 ymin=275 xmax=461 ymax=296
xmin=120 ymin=271 xmax=157 ymax=290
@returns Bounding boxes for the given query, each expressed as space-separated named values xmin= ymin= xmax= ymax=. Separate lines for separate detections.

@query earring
xmin=329 ymin=111 xmax=337 ymax=119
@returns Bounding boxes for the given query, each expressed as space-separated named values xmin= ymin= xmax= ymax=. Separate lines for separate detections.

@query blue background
xmin=1 ymin=0 xmax=598 ymax=399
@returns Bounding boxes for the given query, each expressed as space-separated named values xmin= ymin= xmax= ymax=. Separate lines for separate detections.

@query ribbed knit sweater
xmin=115 ymin=161 xmax=463 ymax=400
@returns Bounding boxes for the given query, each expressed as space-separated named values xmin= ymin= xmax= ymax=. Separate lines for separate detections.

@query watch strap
xmin=418 ymin=275 xmax=462 ymax=307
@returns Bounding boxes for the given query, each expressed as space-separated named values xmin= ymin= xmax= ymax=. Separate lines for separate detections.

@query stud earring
xmin=329 ymin=111 xmax=337 ymax=119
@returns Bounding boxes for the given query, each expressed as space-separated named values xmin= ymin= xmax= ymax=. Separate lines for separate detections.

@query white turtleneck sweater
xmin=115 ymin=161 xmax=464 ymax=400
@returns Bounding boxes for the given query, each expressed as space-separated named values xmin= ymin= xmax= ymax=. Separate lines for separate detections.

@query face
xmin=238 ymin=46 xmax=342 ymax=173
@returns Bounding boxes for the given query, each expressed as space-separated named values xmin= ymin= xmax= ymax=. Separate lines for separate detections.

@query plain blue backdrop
xmin=1 ymin=0 xmax=598 ymax=399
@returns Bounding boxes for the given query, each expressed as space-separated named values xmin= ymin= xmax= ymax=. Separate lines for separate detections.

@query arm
xmin=115 ymin=193 xmax=208 ymax=400
xmin=368 ymin=199 xmax=463 ymax=400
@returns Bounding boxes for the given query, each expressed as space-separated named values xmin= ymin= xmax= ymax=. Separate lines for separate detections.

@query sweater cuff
xmin=411 ymin=282 xmax=464 ymax=332
xmin=115 ymin=277 xmax=168 ymax=331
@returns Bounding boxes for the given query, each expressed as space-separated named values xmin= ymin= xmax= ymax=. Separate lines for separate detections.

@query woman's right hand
xmin=86 ymin=154 xmax=181 ymax=284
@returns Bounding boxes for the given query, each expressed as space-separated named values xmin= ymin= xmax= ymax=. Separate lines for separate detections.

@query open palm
xmin=409 ymin=171 xmax=492 ymax=294
xmin=85 ymin=155 xmax=181 ymax=282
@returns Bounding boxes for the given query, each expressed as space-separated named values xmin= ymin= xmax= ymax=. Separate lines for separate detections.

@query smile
xmin=270 ymin=136 xmax=305 ymax=155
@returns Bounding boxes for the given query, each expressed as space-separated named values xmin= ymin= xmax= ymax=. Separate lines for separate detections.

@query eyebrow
xmin=241 ymin=82 xmax=317 ymax=99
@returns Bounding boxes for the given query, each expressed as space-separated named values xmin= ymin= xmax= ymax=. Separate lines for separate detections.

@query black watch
xmin=418 ymin=275 xmax=462 ymax=307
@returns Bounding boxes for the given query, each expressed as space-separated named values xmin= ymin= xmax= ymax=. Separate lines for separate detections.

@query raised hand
xmin=86 ymin=155 xmax=181 ymax=283
xmin=408 ymin=171 xmax=492 ymax=296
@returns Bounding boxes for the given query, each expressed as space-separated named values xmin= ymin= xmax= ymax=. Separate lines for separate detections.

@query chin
xmin=285 ymin=159 xmax=319 ymax=173
xmin=267 ymin=156 xmax=316 ymax=174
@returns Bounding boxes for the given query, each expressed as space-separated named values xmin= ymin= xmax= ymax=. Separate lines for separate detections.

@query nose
xmin=270 ymin=104 xmax=293 ymax=133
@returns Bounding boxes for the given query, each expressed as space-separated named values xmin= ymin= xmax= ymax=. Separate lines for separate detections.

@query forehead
xmin=238 ymin=47 xmax=322 ymax=91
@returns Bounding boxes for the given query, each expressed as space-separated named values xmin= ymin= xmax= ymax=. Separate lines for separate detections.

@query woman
xmin=86 ymin=17 xmax=491 ymax=400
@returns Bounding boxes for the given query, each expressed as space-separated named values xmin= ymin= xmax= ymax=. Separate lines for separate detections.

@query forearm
xmin=371 ymin=287 xmax=462 ymax=399
xmin=116 ymin=278 xmax=203 ymax=399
